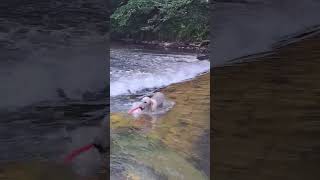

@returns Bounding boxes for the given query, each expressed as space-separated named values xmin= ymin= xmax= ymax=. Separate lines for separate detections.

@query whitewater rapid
xmin=110 ymin=48 xmax=210 ymax=97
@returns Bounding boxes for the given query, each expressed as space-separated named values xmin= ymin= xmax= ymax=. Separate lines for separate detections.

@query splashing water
xmin=110 ymin=47 xmax=209 ymax=112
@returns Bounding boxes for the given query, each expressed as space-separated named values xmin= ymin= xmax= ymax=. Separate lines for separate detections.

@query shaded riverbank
xmin=212 ymin=34 xmax=320 ymax=179
xmin=111 ymin=72 xmax=210 ymax=179
xmin=111 ymin=40 xmax=209 ymax=53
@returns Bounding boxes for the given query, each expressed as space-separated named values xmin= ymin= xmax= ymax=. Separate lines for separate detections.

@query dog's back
xmin=152 ymin=92 xmax=165 ymax=107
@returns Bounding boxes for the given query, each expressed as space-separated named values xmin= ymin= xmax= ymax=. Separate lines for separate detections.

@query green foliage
xmin=111 ymin=0 xmax=209 ymax=42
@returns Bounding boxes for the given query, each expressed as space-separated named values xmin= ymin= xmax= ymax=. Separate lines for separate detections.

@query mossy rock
xmin=111 ymin=131 xmax=208 ymax=180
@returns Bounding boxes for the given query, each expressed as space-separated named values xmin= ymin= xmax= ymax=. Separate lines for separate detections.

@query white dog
xmin=128 ymin=92 xmax=165 ymax=114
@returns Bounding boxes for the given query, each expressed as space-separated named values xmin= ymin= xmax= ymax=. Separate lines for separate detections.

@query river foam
xmin=110 ymin=48 xmax=210 ymax=97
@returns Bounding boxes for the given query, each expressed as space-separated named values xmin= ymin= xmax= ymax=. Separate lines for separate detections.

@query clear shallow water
xmin=111 ymin=130 xmax=208 ymax=180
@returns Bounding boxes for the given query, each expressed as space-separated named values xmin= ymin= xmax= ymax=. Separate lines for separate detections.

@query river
xmin=0 ymin=1 xmax=108 ymax=178
xmin=110 ymin=45 xmax=210 ymax=180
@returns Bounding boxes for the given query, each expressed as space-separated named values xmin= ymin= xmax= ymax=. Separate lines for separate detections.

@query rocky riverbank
xmin=111 ymin=39 xmax=209 ymax=59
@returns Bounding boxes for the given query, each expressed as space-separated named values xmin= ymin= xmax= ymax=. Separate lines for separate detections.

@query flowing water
xmin=2 ymin=0 xmax=320 ymax=179
xmin=0 ymin=1 xmax=108 ymax=178
xmin=0 ymin=47 xmax=108 ymax=178
xmin=109 ymin=0 xmax=320 ymax=179
xmin=110 ymin=45 xmax=210 ymax=179
xmin=110 ymin=46 xmax=209 ymax=112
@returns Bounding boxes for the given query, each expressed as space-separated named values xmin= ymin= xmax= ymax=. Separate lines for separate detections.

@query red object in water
xmin=128 ymin=107 xmax=141 ymax=114
xmin=64 ymin=143 xmax=94 ymax=164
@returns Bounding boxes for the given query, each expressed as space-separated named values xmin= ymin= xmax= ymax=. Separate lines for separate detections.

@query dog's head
xmin=128 ymin=96 xmax=152 ymax=114
xmin=139 ymin=97 xmax=151 ymax=110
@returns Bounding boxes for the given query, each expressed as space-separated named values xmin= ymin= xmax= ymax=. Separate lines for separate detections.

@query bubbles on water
xmin=110 ymin=48 xmax=209 ymax=97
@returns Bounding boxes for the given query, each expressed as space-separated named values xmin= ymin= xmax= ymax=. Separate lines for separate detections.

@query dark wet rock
xmin=199 ymin=40 xmax=210 ymax=47
xmin=197 ymin=54 xmax=210 ymax=60
xmin=113 ymin=39 xmax=209 ymax=53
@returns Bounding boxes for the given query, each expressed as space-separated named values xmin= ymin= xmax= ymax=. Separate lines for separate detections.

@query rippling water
xmin=0 ymin=100 xmax=108 ymax=177
xmin=110 ymin=45 xmax=210 ymax=179
xmin=110 ymin=46 xmax=210 ymax=112
xmin=2 ymin=0 xmax=319 ymax=179
xmin=0 ymin=1 xmax=108 ymax=177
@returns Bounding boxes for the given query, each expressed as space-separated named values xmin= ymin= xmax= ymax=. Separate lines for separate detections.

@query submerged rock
xmin=111 ymin=130 xmax=208 ymax=180
xmin=110 ymin=73 xmax=210 ymax=179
